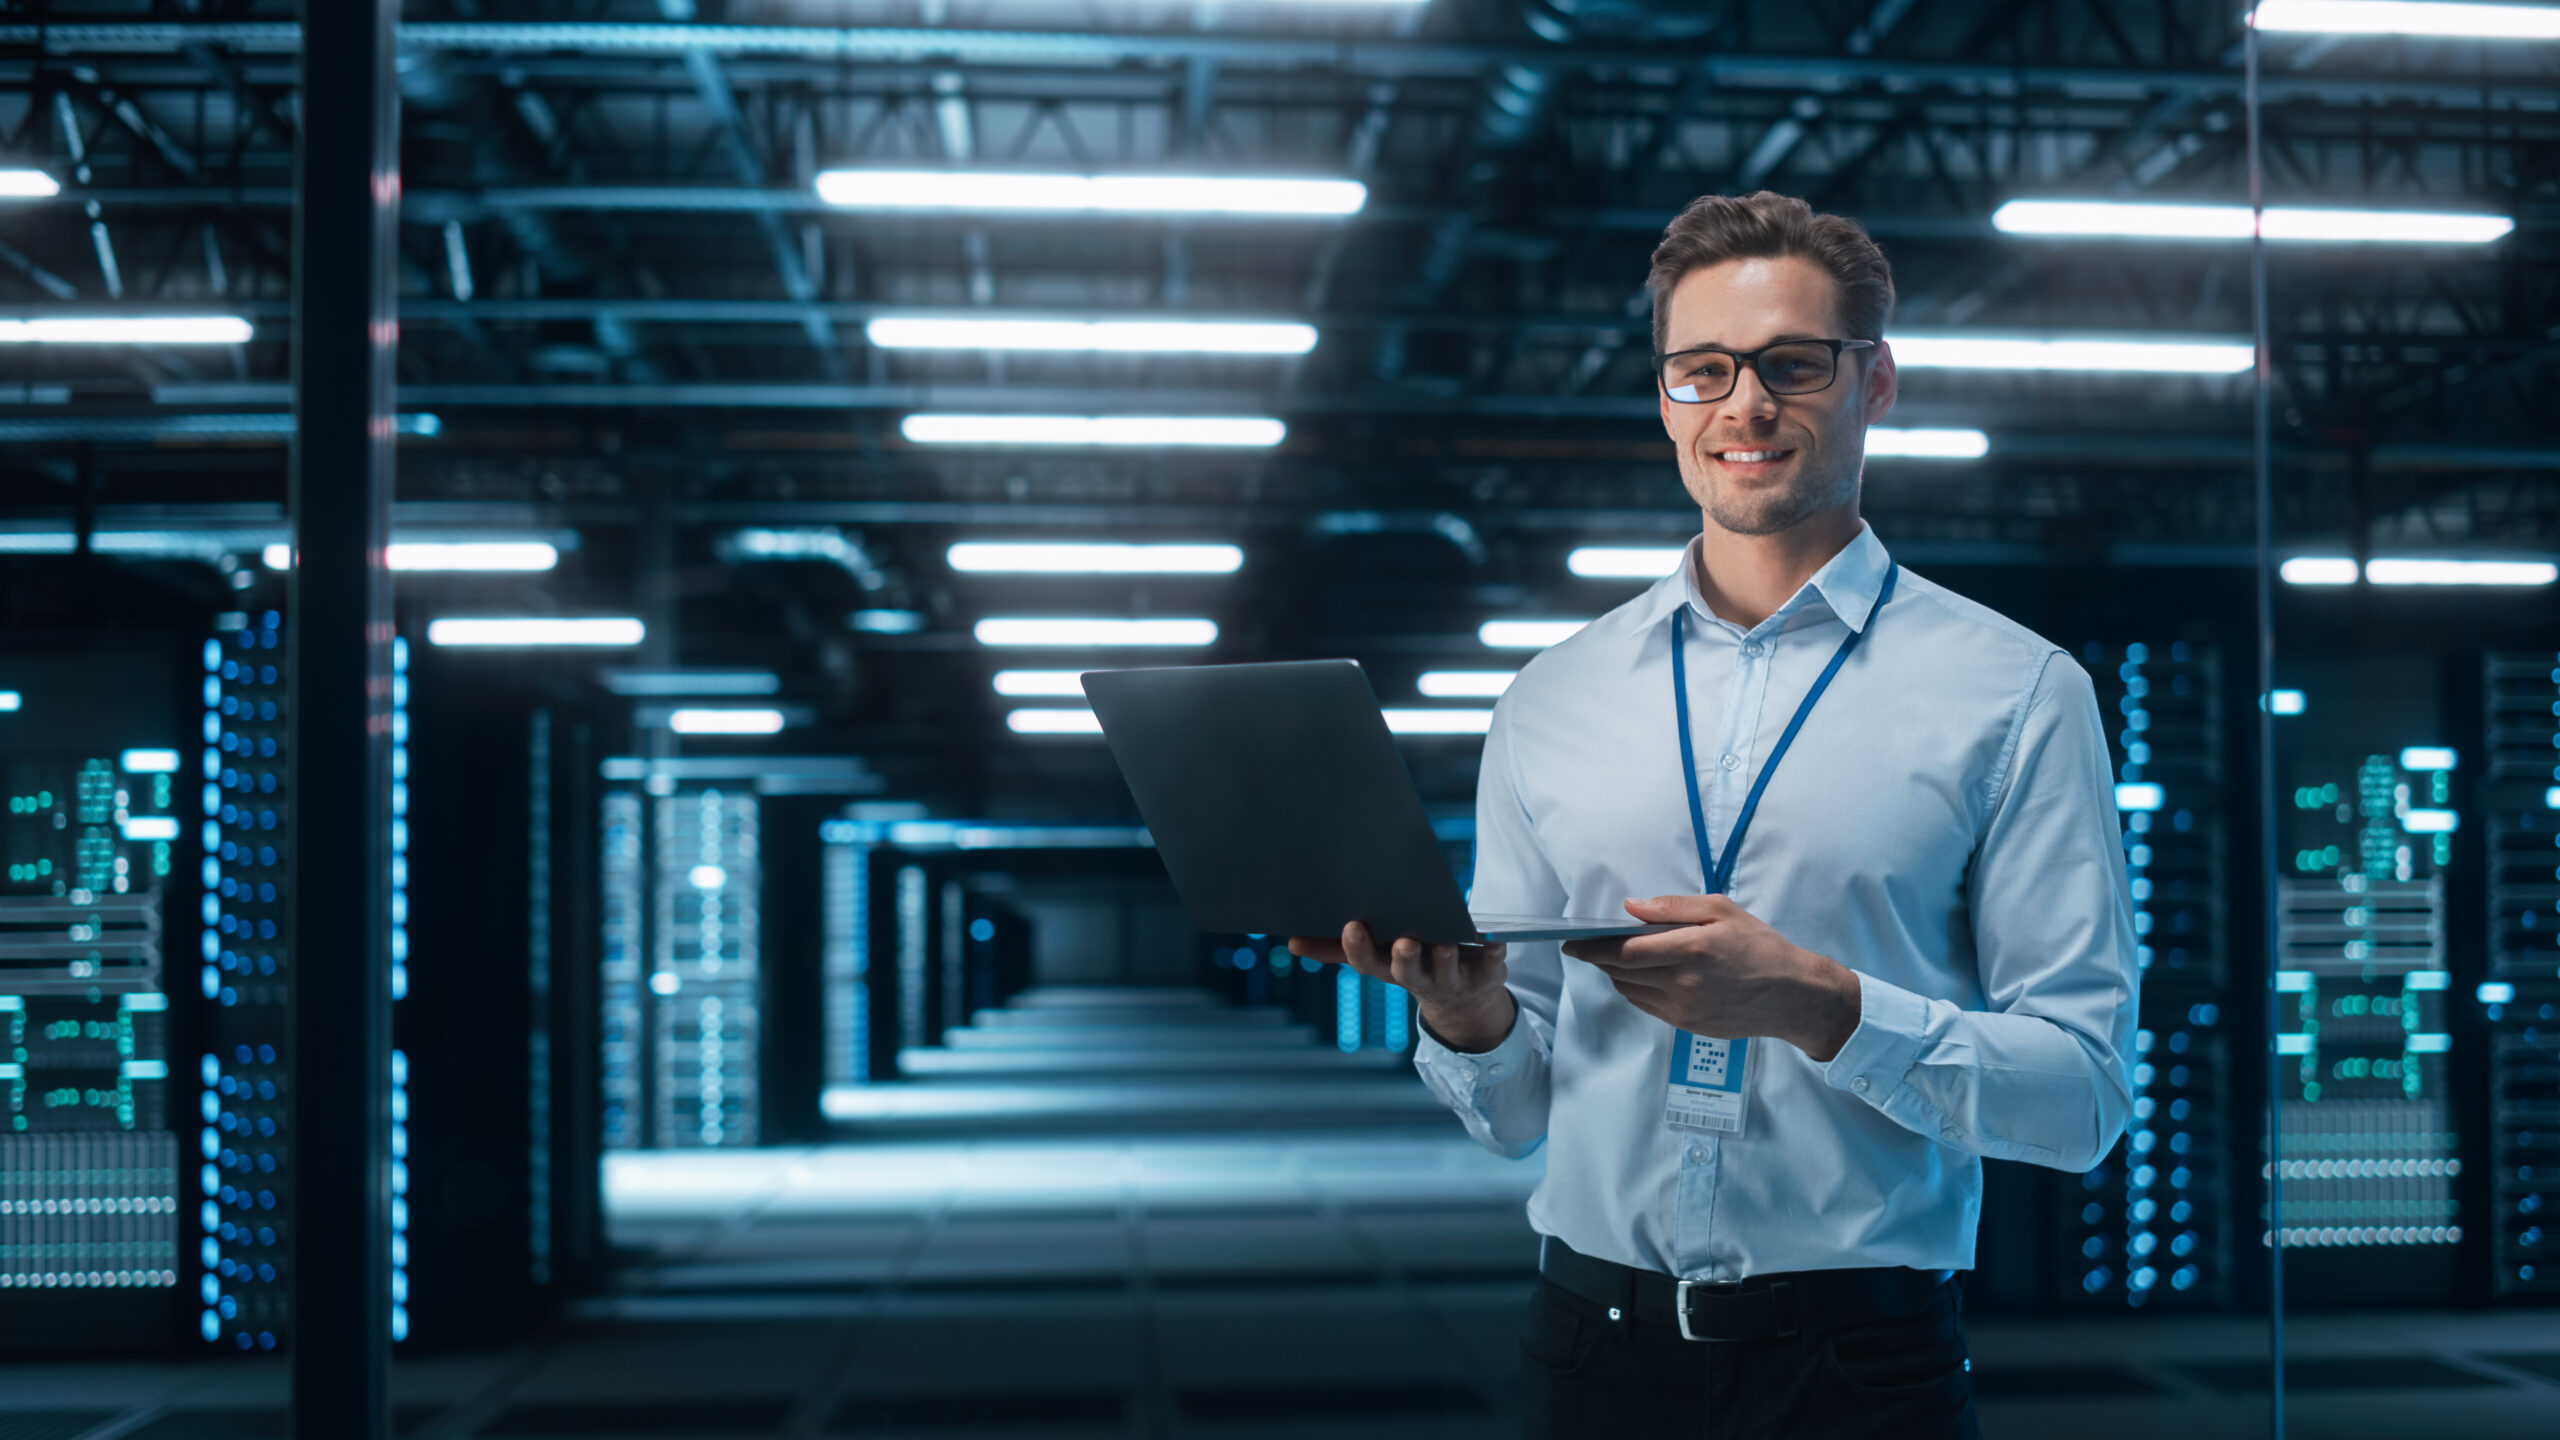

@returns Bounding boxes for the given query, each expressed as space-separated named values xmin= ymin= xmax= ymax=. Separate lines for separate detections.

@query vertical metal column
xmin=2242 ymin=2 xmax=2287 ymax=1432
xmin=289 ymin=2 xmax=398 ymax=1436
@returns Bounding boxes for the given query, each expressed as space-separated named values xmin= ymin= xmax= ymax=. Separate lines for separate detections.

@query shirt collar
xmin=1626 ymin=522 xmax=1894 ymax=636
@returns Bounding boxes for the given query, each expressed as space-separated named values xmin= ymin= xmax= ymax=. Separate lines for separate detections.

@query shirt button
xmin=1487 ymin=1063 xmax=1505 ymax=1076
xmin=1850 ymin=1076 xmax=1871 ymax=1094
xmin=1718 ymin=753 xmax=1741 ymax=772
xmin=1687 ymin=1145 xmax=1706 ymax=1162
xmin=1743 ymin=641 xmax=1765 ymax=658
xmin=1940 ymin=1127 xmax=1962 ymax=1142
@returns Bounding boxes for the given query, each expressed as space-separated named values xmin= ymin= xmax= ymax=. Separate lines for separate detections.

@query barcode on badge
xmin=1665 ymin=1110 xmax=1735 ymax=1132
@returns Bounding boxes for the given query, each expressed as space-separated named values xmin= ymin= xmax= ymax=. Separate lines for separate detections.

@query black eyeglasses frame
xmin=1651 ymin=338 xmax=1879 ymax=405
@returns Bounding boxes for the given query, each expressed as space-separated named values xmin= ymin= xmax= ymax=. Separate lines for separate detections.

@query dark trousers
xmin=1518 ymin=1275 xmax=1982 ymax=1440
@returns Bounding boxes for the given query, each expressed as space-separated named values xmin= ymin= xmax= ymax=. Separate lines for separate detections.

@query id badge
xmin=1663 ymin=1031 xmax=1751 ymax=1135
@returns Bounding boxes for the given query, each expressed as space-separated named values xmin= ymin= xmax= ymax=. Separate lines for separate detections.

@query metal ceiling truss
xmin=0 ymin=1 xmax=2553 ymax=538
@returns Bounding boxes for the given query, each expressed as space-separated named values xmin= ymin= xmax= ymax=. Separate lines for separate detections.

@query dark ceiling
xmin=0 ymin=0 xmax=2554 ymax=808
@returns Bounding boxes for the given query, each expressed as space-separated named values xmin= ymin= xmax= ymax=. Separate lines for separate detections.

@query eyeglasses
xmin=1654 ymin=339 xmax=1877 ymax=405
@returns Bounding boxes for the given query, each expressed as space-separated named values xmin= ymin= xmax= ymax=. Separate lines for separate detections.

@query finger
xmin=1287 ymin=937 xmax=1347 ymax=964
xmin=1607 ymin=979 xmax=1674 ymax=1024
xmin=1341 ymin=920 xmax=1382 ymax=968
xmin=1337 ymin=945 xmax=1395 ymax=982
xmin=1579 ymin=929 xmax=1711 ymax=972
xmin=1623 ymin=893 xmax=1735 ymax=924
xmin=1561 ymin=938 xmax=1627 ymax=966
xmin=1424 ymin=941 xmax=1471 ymax=989
xmin=1388 ymin=935 xmax=1430 ymax=991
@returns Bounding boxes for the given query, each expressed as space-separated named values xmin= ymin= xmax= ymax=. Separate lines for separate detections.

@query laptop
xmin=1082 ymin=660 xmax=1677 ymax=945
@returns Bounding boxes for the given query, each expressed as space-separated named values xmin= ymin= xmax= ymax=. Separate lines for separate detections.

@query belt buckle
xmin=1674 ymin=1278 xmax=1741 ymax=1343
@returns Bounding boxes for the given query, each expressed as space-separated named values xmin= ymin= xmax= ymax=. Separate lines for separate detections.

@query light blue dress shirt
xmin=1414 ymin=523 xmax=2139 ymax=1280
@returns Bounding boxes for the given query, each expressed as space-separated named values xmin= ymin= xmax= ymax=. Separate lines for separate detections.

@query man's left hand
xmin=1561 ymin=895 xmax=1864 ymax=1062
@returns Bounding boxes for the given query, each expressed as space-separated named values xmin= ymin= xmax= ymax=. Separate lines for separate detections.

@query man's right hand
xmin=1286 ymin=921 xmax=1516 ymax=1054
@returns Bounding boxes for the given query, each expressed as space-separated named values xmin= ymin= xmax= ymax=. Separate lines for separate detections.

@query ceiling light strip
xmin=425 ymin=617 xmax=646 ymax=647
xmin=815 ymin=171 xmax=1366 ymax=217
xmin=2280 ymin=556 xmax=2558 ymax=586
xmin=949 ymin=542 xmax=1242 ymax=575
xmin=902 ymin=414 xmax=1284 ymax=448
xmin=2253 ymin=0 xmax=2560 ymax=38
xmin=868 ymin=317 xmax=1316 ymax=355
xmin=1992 ymin=200 xmax=2512 ymax=244
xmin=1887 ymin=334 xmax=2252 ymax=374
xmin=972 ymin=618 xmax=1218 ymax=647
xmin=0 ymin=316 xmax=254 ymax=344
xmin=991 ymin=670 xmax=1094 ymax=697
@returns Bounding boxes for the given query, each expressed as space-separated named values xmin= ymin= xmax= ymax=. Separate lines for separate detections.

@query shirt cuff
xmin=1822 ymin=970 xmax=1931 ymax=1106
xmin=1413 ymin=994 xmax=1535 ymax=1092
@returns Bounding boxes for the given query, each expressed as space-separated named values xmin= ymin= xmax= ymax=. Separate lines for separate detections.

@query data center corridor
xmin=9 ymin=983 xmax=2560 ymax=1439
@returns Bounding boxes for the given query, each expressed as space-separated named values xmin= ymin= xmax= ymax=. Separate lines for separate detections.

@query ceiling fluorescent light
xmin=1867 ymin=427 xmax=1990 ymax=459
xmin=2399 ymin=746 xmax=2457 ymax=772
xmin=972 ymin=618 xmax=1217 ymax=647
xmin=2366 ymin=558 xmax=2558 ymax=586
xmin=1417 ymin=671 xmax=1519 ymax=698
xmin=2254 ymin=0 xmax=2560 ymax=39
xmin=2279 ymin=557 xmax=2358 ymax=585
xmin=949 ymin=542 xmax=1243 ymax=575
xmin=992 ymin=670 xmax=1099 ymax=697
xmin=867 ymin=317 xmax=1317 ymax=355
xmin=1005 ymin=708 xmax=1105 ymax=735
xmin=0 ymin=170 xmax=60 ymax=198
xmin=120 ymin=749 xmax=182 ymax=774
xmin=2284 ymin=555 xmax=2557 ymax=585
xmin=1479 ymin=620 xmax=1590 ymax=650
xmin=814 ymin=171 xmax=1366 ymax=217
xmin=667 ymin=708 xmax=787 ymax=736
xmin=388 ymin=541 xmax=559 ymax=572
xmin=0 ymin=316 xmax=254 ymax=344
xmin=0 ymin=691 xmax=18 ymax=711
xmin=1567 ymin=547 xmax=1685 ymax=579
xmin=901 ymin=414 xmax=1285 ymax=448
xmin=600 ymin=669 xmax=781 ymax=698
xmin=425 ymin=617 xmax=646 ymax=648
xmin=1887 ymin=334 xmax=2253 ymax=375
xmin=1382 ymin=708 xmax=1495 ymax=735
xmin=262 ymin=540 xmax=561 ymax=572
xmin=1992 ymin=200 xmax=2512 ymax=244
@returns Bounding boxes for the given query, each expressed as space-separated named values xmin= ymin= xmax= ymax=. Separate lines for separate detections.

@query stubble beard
xmin=1682 ymin=437 xmax=1862 ymax=538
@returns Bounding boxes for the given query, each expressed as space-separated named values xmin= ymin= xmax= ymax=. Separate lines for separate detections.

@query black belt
xmin=1538 ymin=1235 xmax=1952 ymax=1342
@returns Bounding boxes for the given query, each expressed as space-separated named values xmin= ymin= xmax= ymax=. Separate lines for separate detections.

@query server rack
xmin=2484 ymin=652 xmax=2560 ymax=1300
xmin=599 ymin=782 xmax=763 ymax=1148
xmin=2062 ymin=640 xmax=2234 ymax=1309
xmin=2269 ymin=673 xmax=2468 ymax=1304
xmin=0 ymin=639 xmax=199 ymax=1353
xmin=199 ymin=612 xmax=295 ymax=1351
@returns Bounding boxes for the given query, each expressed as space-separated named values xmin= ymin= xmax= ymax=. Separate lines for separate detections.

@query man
xmin=1290 ymin=192 xmax=2138 ymax=1438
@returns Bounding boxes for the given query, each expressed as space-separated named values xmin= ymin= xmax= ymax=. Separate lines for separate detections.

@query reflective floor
xmin=7 ymin=987 xmax=2558 ymax=1437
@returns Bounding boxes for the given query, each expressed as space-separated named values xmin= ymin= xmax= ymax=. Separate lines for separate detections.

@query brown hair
xmin=1647 ymin=192 xmax=1895 ymax=353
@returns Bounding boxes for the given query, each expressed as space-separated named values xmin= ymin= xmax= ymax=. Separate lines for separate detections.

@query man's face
xmin=1656 ymin=255 xmax=1897 ymax=537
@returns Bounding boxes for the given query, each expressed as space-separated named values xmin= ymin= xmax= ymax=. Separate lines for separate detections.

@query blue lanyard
xmin=1671 ymin=562 xmax=1898 ymax=895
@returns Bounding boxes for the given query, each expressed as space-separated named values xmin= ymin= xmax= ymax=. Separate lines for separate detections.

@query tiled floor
xmin=7 ymin=989 xmax=2558 ymax=1437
